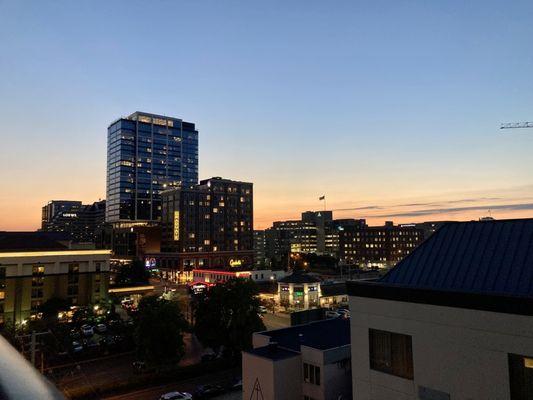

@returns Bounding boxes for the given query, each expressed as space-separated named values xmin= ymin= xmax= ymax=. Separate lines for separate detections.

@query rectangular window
xmin=31 ymin=288 xmax=43 ymax=298
xmin=32 ymin=266 xmax=45 ymax=275
xmin=369 ymin=329 xmax=413 ymax=380
xmin=509 ymin=353 xmax=533 ymax=399
xmin=303 ymin=363 xmax=320 ymax=385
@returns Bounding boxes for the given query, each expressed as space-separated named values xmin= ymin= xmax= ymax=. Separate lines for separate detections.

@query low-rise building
xmin=243 ymin=317 xmax=352 ymax=400
xmin=0 ymin=232 xmax=110 ymax=324
xmin=277 ymin=271 xmax=322 ymax=310
xmin=348 ymin=218 xmax=533 ymax=400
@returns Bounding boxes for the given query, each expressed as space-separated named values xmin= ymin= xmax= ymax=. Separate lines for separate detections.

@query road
xmin=103 ymin=367 xmax=241 ymax=400
xmin=54 ymin=333 xmax=204 ymax=397
xmin=262 ymin=312 xmax=290 ymax=330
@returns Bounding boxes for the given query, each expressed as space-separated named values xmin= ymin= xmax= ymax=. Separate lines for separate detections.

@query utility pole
xmin=16 ymin=330 xmax=51 ymax=369
xmin=30 ymin=330 xmax=36 ymax=366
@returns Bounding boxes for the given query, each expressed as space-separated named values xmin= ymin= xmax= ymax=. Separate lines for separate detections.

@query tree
xmin=115 ymin=258 xmax=150 ymax=286
xmin=38 ymin=297 xmax=70 ymax=322
xmin=134 ymin=296 xmax=188 ymax=365
xmin=194 ymin=278 xmax=265 ymax=359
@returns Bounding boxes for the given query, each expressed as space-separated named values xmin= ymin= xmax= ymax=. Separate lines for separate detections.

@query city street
xmin=261 ymin=312 xmax=290 ymax=331
xmin=103 ymin=368 xmax=241 ymax=400
xmin=54 ymin=332 xmax=205 ymax=397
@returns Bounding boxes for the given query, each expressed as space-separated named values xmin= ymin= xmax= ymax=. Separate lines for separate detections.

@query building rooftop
xmin=278 ymin=270 xmax=321 ymax=284
xmin=0 ymin=232 xmax=68 ymax=252
xmin=348 ymin=218 xmax=533 ymax=316
xmin=380 ymin=218 xmax=533 ymax=298
xmin=258 ymin=317 xmax=350 ymax=352
xmin=321 ymin=282 xmax=347 ymax=297
xmin=247 ymin=344 xmax=300 ymax=361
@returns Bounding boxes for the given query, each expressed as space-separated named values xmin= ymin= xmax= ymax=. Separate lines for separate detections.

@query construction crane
xmin=500 ymin=121 xmax=533 ymax=130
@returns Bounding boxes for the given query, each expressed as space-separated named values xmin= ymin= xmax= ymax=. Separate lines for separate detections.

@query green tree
xmin=115 ymin=258 xmax=150 ymax=286
xmin=194 ymin=278 xmax=265 ymax=359
xmin=134 ymin=296 xmax=188 ymax=365
xmin=38 ymin=297 xmax=70 ymax=322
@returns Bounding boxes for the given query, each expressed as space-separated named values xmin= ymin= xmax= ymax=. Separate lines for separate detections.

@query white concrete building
xmin=243 ymin=318 xmax=352 ymax=400
xmin=348 ymin=219 xmax=533 ymax=400
xmin=277 ymin=271 xmax=322 ymax=310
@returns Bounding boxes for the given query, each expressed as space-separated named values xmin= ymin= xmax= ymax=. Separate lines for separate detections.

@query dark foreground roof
xmin=0 ymin=232 xmax=68 ymax=252
xmin=381 ymin=219 xmax=533 ymax=297
xmin=348 ymin=219 xmax=533 ymax=315
xmin=278 ymin=270 xmax=321 ymax=284
xmin=258 ymin=317 xmax=350 ymax=352
xmin=320 ymin=282 xmax=347 ymax=297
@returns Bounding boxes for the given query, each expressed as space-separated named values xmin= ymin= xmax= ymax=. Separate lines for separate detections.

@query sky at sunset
xmin=1 ymin=1 xmax=532 ymax=231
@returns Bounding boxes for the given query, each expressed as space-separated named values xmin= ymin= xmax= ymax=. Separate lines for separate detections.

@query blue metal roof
xmin=260 ymin=317 xmax=351 ymax=352
xmin=380 ymin=219 xmax=533 ymax=298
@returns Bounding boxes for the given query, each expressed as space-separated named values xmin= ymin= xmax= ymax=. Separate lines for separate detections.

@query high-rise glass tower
xmin=106 ymin=112 xmax=199 ymax=223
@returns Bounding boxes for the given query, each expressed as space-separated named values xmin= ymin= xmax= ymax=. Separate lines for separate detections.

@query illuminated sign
xmin=229 ymin=259 xmax=242 ymax=268
xmin=173 ymin=211 xmax=180 ymax=241
xmin=62 ymin=213 xmax=78 ymax=218
xmin=137 ymin=115 xmax=174 ymax=127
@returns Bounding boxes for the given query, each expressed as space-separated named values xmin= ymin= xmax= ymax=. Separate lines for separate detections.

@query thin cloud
xmin=371 ymin=202 xmax=533 ymax=219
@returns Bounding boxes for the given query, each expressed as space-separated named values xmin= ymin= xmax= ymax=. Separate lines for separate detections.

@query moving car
xmin=193 ymin=384 xmax=225 ymax=398
xmin=159 ymin=391 xmax=192 ymax=400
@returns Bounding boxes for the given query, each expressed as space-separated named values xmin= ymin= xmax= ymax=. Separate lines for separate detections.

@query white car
xmin=159 ymin=392 xmax=192 ymax=400
xmin=325 ymin=310 xmax=341 ymax=319
xmin=258 ymin=305 xmax=268 ymax=314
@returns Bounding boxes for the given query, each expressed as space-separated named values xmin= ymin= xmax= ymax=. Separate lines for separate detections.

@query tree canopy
xmin=194 ymin=278 xmax=265 ymax=359
xmin=134 ymin=296 xmax=188 ymax=365
xmin=115 ymin=258 xmax=150 ymax=286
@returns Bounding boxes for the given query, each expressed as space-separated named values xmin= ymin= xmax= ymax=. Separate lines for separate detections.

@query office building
xmin=253 ymin=230 xmax=269 ymax=268
xmin=265 ymin=212 xmax=367 ymax=267
xmin=0 ymin=232 xmax=110 ymax=324
xmin=339 ymin=221 xmax=423 ymax=268
xmin=149 ymin=177 xmax=253 ymax=280
xmin=243 ymin=318 xmax=352 ymax=400
xmin=41 ymin=200 xmax=106 ymax=243
xmin=348 ymin=218 xmax=533 ymax=400
xmin=106 ymin=111 xmax=198 ymax=224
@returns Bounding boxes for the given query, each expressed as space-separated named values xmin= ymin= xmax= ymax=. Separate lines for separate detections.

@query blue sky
xmin=1 ymin=0 xmax=532 ymax=229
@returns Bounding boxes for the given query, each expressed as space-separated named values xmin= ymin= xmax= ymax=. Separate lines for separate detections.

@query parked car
xmin=81 ymin=325 xmax=94 ymax=336
xmin=71 ymin=341 xmax=83 ymax=353
xmin=159 ymin=392 xmax=192 ymax=400
xmin=95 ymin=323 xmax=107 ymax=333
xmin=325 ymin=310 xmax=341 ymax=319
xmin=193 ymin=384 xmax=225 ymax=398
xmin=258 ymin=305 xmax=268 ymax=314
xmin=83 ymin=338 xmax=100 ymax=349
xmin=69 ymin=329 xmax=81 ymax=340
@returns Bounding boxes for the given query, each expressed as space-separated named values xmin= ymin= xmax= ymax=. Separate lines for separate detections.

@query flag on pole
xmin=319 ymin=195 xmax=325 ymax=201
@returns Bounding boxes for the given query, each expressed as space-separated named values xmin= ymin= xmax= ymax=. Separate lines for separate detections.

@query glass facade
xmin=106 ymin=112 xmax=198 ymax=222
